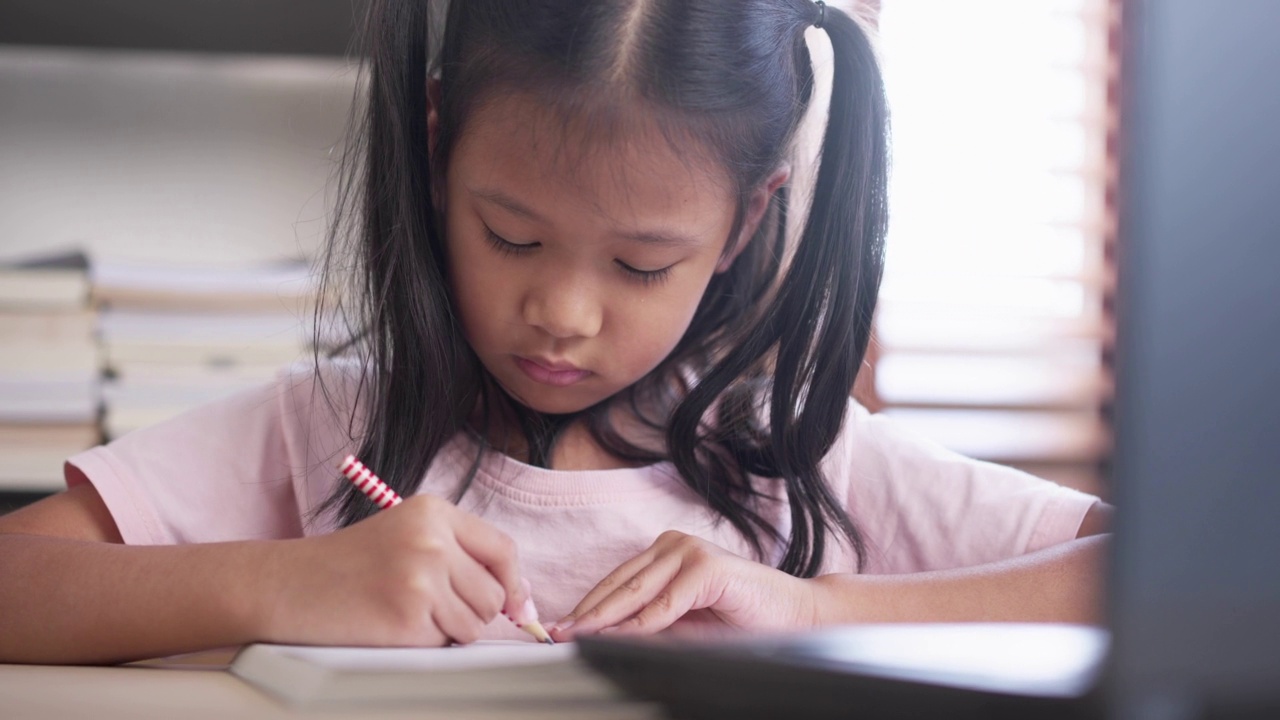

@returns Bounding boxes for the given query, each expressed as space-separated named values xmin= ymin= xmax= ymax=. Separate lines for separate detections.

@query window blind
xmin=868 ymin=0 xmax=1120 ymax=497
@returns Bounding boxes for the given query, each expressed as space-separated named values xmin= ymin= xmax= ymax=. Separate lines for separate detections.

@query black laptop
xmin=577 ymin=1 xmax=1280 ymax=717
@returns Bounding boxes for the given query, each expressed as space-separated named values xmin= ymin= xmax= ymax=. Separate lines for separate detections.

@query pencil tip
xmin=517 ymin=620 xmax=556 ymax=645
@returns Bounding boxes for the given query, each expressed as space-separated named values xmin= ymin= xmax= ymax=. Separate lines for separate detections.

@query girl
xmin=0 ymin=0 xmax=1110 ymax=664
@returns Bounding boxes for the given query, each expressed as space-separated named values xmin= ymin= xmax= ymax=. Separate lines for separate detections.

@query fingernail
xmin=519 ymin=595 xmax=539 ymax=624
xmin=551 ymin=617 xmax=575 ymax=633
xmin=507 ymin=578 xmax=538 ymax=624
xmin=508 ymin=595 xmax=538 ymax=628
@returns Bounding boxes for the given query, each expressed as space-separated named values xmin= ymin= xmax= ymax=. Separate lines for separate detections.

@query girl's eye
xmin=616 ymin=261 xmax=674 ymax=287
xmin=486 ymin=225 xmax=672 ymax=287
xmin=484 ymin=227 xmax=538 ymax=255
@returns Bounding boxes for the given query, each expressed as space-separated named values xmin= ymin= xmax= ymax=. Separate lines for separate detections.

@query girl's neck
xmin=468 ymin=392 xmax=668 ymax=471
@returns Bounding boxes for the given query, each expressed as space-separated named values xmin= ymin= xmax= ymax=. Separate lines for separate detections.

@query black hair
xmin=315 ymin=0 xmax=889 ymax=577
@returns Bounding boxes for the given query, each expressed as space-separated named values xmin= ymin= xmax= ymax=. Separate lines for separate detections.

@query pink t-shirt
xmin=67 ymin=360 xmax=1099 ymax=640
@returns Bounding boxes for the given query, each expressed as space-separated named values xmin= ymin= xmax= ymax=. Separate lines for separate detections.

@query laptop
xmin=577 ymin=1 xmax=1280 ymax=717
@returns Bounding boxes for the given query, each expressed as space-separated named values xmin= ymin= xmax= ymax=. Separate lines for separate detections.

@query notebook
xmin=577 ymin=1 xmax=1280 ymax=718
xmin=229 ymin=641 xmax=623 ymax=708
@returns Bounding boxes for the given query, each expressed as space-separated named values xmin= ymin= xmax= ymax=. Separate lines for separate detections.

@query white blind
xmin=872 ymin=0 xmax=1117 ymax=496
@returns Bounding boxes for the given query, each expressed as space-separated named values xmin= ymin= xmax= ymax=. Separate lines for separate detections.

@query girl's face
xmin=440 ymin=94 xmax=771 ymax=415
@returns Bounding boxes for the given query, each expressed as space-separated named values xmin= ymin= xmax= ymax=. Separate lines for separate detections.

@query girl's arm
xmin=553 ymin=502 xmax=1113 ymax=638
xmin=815 ymin=501 xmax=1111 ymax=625
xmin=0 ymin=480 xmax=528 ymax=665
xmin=812 ymin=533 xmax=1107 ymax=626
xmin=0 ymin=483 xmax=273 ymax=664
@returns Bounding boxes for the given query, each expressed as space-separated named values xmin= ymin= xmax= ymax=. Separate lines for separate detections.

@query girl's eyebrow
xmin=470 ymin=186 xmax=701 ymax=248
xmin=473 ymin=187 xmax=543 ymax=221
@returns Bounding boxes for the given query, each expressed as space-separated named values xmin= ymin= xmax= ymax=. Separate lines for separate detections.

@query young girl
xmin=0 ymin=0 xmax=1110 ymax=664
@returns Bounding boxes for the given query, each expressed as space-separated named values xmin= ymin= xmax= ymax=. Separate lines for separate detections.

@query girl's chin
xmin=494 ymin=377 xmax=608 ymax=416
xmin=516 ymin=394 xmax=604 ymax=416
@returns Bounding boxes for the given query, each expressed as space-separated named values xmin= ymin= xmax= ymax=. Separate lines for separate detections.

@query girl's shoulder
xmin=274 ymin=355 xmax=373 ymax=435
xmin=277 ymin=355 xmax=369 ymax=406
xmin=822 ymin=397 xmax=996 ymax=478
xmin=822 ymin=399 xmax=1101 ymax=572
xmin=820 ymin=397 xmax=1022 ymax=494
xmin=64 ymin=358 xmax=370 ymax=545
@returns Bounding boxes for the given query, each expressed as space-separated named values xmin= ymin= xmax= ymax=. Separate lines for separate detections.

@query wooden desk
xmin=0 ymin=648 xmax=663 ymax=720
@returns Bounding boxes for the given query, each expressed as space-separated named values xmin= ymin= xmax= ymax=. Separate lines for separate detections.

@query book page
xmin=255 ymin=641 xmax=576 ymax=672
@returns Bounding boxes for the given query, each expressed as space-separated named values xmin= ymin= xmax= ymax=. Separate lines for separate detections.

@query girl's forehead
xmin=453 ymin=91 xmax=732 ymax=198
xmin=452 ymin=93 xmax=737 ymax=226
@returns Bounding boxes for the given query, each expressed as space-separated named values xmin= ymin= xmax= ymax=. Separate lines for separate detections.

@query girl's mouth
xmin=514 ymin=356 xmax=592 ymax=387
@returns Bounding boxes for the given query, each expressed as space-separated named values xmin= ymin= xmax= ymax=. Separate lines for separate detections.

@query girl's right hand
xmin=260 ymin=494 xmax=525 ymax=647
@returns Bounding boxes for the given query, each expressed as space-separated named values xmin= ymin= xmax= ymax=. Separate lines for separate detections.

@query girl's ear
xmin=716 ymin=164 xmax=792 ymax=273
xmin=427 ymin=77 xmax=442 ymax=154
xmin=427 ymin=78 xmax=445 ymax=212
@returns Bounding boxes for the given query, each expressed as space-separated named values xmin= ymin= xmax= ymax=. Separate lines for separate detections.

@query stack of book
xmin=0 ymin=251 xmax=101 ymax=492
xmin=93 ymin=259 xmax=317 ymax=440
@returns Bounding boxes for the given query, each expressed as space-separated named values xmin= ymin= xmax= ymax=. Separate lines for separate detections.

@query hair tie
xmin=813 ymin=0 xmax=826 ymax=29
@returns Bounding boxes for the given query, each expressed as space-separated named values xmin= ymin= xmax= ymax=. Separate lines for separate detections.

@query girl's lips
xmin=514 ymin=356 xmax=591 ymax=387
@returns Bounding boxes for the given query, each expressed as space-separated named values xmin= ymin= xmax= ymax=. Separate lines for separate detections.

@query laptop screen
xmin=1108 ymin=0 xmax=1280 ymax=714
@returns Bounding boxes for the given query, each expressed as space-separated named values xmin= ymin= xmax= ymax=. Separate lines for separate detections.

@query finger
xmin=564 ymin=531 xmax=689 ymax=621
xmin=553 ymin=545 xmax=663 ymax=631
xmin=557 ymin=553 xmax=684 ymax=637
xmin=451 ymin=510 xmax=523 ymax=602
xmin=506 ymin=577 xmax=541 ymax=626
xmin=664 ymin=611 xmax=738 ymax=641
xmin=449 ymin=553 xmax=507 ymax=623
xmin=604 ymin=570 xmax=708 ymax=637
xmin=432 ymin=579 xmax=490 ymax=645
xmin=418 ymin=611 xmax=453 ymax=647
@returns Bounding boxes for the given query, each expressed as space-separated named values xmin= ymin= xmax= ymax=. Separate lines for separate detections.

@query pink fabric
xmin=67 ymin=360 xmax=1099 ymax=640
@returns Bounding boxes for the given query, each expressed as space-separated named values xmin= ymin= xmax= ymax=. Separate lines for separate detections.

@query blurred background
xmin=0 ymin=1 xmax=363 ymax=509
xmin=870 ymin=0 xmax=1118 ymax=499
xmin=0 ymin=0 xmax=1117 ymax=510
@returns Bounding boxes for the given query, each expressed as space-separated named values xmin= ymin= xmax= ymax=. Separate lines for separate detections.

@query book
xmin=100 ymin=307 xmax=311 ymax=368
xmin=0 ymin=375 xmax=100 ymax=423
xmin=92 ymin=258 xmax=319 ymax=441
xmin=0 ymin=250 xmax=90 ymax=310
xmin=101 ymin=374 xmax=267 ymax=439
xmin=0 ymin=421 xmax=99 ymax=492
xmin=229 ymin=641 xmax=627 ymax=708
xmin=0 ymin=309 xmax=96 ymax=347
xmin=0 ymin=252 xmax=100 ymax=490
xmin=91 ymin=259 xmax=315 ymax=314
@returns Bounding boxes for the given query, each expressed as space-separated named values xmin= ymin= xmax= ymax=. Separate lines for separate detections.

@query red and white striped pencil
xmin=337 ymin=454 xmax=554 ymax=645
xmin=338 ymin=454 xmax=404 ymax=509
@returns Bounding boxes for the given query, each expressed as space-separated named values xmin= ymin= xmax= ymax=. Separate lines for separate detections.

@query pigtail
xmin=771 ymin=5 xmax=888 ymax=575
xmin=315 ymin=0 xmax=479 ymax=528
xmin=669 ymin=4 xmax=888 ymax=576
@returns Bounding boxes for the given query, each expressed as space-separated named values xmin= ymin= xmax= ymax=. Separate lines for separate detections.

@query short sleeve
xmin=65 ymin=373 xmax=307 ymax=545
xmin=827 ymin=402 xmax=1101 ymax=574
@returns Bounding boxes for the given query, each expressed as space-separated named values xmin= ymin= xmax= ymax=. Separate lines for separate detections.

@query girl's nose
xmin=522 ymin=276 xmax=603 ymax=339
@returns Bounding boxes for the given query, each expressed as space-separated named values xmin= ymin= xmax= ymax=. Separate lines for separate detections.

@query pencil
xmin=337 ymin=455 xmax=555 ymax=645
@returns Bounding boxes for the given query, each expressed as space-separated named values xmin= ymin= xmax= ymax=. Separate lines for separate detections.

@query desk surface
xmin=0 ymin=648 xmax=663 ymax=720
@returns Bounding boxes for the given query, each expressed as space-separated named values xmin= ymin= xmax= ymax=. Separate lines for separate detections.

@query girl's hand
xmin=262 ymin=494 xmax=527 ymax=647
xmin=550 ymin=531 xmax=819 ymax=641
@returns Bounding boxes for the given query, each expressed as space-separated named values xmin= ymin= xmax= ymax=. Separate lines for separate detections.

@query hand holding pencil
xmin=338 ymin=455 xmax=554 ymax=645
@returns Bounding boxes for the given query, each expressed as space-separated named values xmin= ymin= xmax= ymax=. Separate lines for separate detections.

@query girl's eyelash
xmin=483 ymin=227 xmax=537 ymax=256
xmin=617 ymin=262 xmax=674 ymax=287
xmin=485 ymin=225 xmax=673 ymax=286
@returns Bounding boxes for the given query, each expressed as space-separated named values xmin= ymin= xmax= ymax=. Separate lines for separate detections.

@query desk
xmin=0 ymin=648 xmax=663 ymax=720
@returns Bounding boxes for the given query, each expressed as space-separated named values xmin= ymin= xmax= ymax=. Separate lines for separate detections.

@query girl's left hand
xmin=549 ymin=530 xmax=819 ymax=640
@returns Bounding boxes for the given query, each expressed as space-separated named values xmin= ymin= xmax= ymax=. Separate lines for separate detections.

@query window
xmin=868 ymin=0 xmax=1119 ymax=497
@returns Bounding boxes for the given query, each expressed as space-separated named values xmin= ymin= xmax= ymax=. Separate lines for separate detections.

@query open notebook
xmin=230 ymin=641 xmax=623 ymax=707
